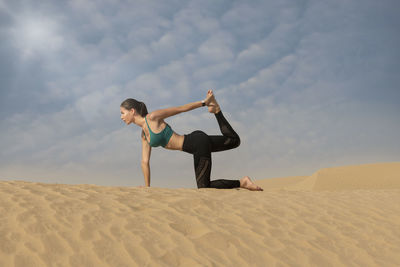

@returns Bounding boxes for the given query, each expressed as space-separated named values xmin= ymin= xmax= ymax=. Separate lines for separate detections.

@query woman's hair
xmin=120 ymin=98 xmax=148 ymax=117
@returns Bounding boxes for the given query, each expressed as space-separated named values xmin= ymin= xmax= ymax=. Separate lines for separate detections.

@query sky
xmin=1 ymin=0 xmax=399 ymax=188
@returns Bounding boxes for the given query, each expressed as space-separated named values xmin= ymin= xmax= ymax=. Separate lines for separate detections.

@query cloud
xmin=1 ymin=0 xmax=399 ymax=187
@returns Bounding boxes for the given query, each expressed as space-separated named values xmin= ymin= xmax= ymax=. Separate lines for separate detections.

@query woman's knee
xmin=229 ymin=135 xmax=240 ymax=149
xmin=197 ymin=181 xmax=210 ymax=189
xmin=196 ymin=175 xmax=210 ymax=188
xmin=233 ymin=136 xmax=240 ymax=148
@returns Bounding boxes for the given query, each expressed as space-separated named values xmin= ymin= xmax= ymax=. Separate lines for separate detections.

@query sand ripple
xmin=1 ymin=162 xmax=400 ymax=266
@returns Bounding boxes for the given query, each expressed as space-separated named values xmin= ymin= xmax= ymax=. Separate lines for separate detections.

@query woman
xmin=120 ymin=90 xmax=263 ymax=191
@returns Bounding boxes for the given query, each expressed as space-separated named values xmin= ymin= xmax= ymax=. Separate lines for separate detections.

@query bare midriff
xmin=164 ymin=132 xmax=185 ymax=151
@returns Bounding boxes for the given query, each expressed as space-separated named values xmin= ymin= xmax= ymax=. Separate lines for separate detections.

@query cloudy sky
xmin=1 ymin=0 xmax=399 ymax=188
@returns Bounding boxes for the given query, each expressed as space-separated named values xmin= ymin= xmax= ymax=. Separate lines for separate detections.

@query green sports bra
xmin=144 ymin=116 xmax=173 ymax=147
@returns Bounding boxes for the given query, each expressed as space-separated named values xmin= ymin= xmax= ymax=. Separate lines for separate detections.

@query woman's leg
xmin=204 ymin=90 xmax=241 ymax=152
xmin=209 ymin=178 xmax=240 ymax=189
xmin=209 ymin=111 xmax=241 ymax=152
xmin=183 ymin=131 xmax=240 ymax=189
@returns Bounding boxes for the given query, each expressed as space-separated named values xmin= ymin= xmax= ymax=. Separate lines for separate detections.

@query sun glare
xmin=13 ymin=16 xmax=62 ymax=58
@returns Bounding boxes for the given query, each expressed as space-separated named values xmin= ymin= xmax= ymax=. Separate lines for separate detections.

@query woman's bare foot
xmin=204 ymin=89 xmax=221 ymax=114
xmin=240 ymin=176 xmax=263 ymax=191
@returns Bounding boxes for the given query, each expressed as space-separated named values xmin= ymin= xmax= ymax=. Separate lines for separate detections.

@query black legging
xmin=182 ymin=111 xmax=241 ymax=189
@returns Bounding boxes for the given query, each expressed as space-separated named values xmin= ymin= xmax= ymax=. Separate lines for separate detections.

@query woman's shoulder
xmin=147 ymin=112 xmax=156 ymax=120
xmin=147 ymin=112 xmax=165 ymax=123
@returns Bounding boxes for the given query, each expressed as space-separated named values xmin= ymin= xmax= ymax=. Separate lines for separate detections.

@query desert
xmin=1 ymin=162 xmax=399 ymax=266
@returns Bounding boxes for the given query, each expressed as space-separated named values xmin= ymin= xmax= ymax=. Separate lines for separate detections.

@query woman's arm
xmin=141 ymin=131 xmax=152 ymax=187
xmin=141 ymin=162 xmax=150 ymax=187
xmin=150 ymin=100 xmax=205 ymax=120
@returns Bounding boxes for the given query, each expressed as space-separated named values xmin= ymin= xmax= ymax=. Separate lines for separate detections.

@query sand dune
xmin=1 ymin=162 xmax=400 ymax=266
xmin=256 ymin=162 xmax=400 ymax=191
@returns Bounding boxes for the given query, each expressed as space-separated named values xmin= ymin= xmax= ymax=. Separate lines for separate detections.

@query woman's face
xmin=120 ymin=107 xmax=134 ymax=125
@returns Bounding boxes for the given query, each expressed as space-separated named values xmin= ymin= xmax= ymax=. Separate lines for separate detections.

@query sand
xmin=1 ymin=162 xmax=399 ymax=266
